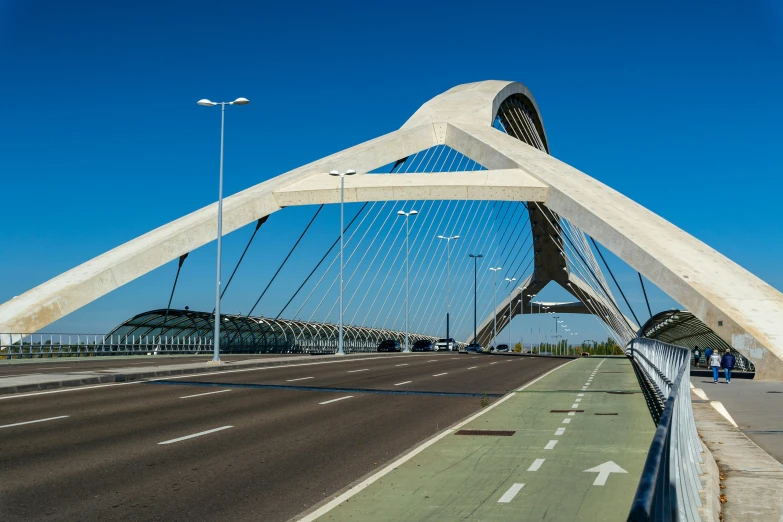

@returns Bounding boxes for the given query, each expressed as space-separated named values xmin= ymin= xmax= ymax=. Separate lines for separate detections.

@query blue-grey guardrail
xmin=626 ymin=338 xmax=704 ymax=522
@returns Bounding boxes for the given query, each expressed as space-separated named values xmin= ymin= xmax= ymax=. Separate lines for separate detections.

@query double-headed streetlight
xmin=398 ymin=209 xmax=419 ymax=352
xmin=504 ymin=277 xmax=516 ymax=347
xmin=197 ymin=96 xmax=250 ymax=364
xmin=489 ymin=267 xmax=502 ymax=348
xmin=329 ymin=168 xmax=357 ymax=355
xmin=469 ymin=254 xmax=483 ymax=345
xmin=437 ymin=235 xmax=460 ymax=348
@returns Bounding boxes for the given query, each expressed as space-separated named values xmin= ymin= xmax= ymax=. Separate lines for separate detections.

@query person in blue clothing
xmin=704 ymin=346 xmax=713 ymax=362
xmin=708 ymin=351 xmax=722 ymax=383
xmin=721 ymin=349 xmax=736 ymax=383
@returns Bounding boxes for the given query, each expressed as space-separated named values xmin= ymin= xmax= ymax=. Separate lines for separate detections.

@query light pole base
xmin=335 ymin=351 xmax=346 ymax=356
xmin=207 ymin=359 xmax=225 ymax=365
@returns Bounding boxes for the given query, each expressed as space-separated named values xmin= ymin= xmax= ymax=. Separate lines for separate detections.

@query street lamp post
xmin=489 ymin=267 xmax=502 ymax=349
xmin=437 ymin=235 xmax=460 ymax=350
xmin=527 ymin=294 xmax=536 ymax=353
xmin=329 ymin=168 xmax=357 ymax=355
xmin=197 ymin=96 xmax=250 ymax=364
xmin=398 ymin=209 xmax=419 ymax=352
xmin=504 ymin=277 xmax=516 ymax=347
xmin=469 ymin=254 xmax=483 ymax=345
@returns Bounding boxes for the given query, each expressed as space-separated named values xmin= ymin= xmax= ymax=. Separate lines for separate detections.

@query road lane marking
xmin=319 ymin=396 xmax=353 ymax=405
xmin=158 ymin=425 xmax=233 ymax=445
xmin=498 ymin=483 xmax=525 ymax=503
xmin=578 ymin=393 xmax=584 ymax=397
xmin=563 ymin=418 xmax=571 ymax=423
xmin=467 ymin=366 xmax=477 ymax=369
xmin=544 ymin=440 xmax=558 ymax=450
xmin=347 ymin=369 xmax=369 ymax=373
xmin=528 ymin=459 xmax=545 ymax=471
xmin=394 ymin=364 xmax=409 ymax=367
xmin=490 ymin=362 xmax=498 ymax=365
xmin=432 ymin=373 xmax=448 ymax=377
xmin=568 ymin=411 xmax=576 ymax=416
xmin=0 ymin=415 xmax=69 ymax=430
xmin=555 ymin=428 xmax=566 ymax=435
xmin=298 ymin=359 xmax=578 ymax=522
xmin=0 ymin=381 xmax=142 ymax=400
xmin=428 ymin=360 xmax=438 ymax=362
xmin=571 ymin=403 xmax=579 ymax=408
xmin=286 ymin=377 xmax=314 ymax=382
xmin=394 ymin=381 xmax=412 ymax=386
xmin=0 ymin=372 xmax=43 ymax=377
xmin=575 ymin=398 xmax=581 ymax=402
xmin=180 ymin=389 xmax=232 ymax=399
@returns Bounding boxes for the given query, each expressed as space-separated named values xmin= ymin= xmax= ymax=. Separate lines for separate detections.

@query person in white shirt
xmin=708 ymin=351 xmax=722 ymax=383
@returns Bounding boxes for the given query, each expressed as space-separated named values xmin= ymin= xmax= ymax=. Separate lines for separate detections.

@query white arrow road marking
xmin=498 ymin=483 xmax=525 ymax=503
xmin=584 ymin=461 xmax=628 ymax=486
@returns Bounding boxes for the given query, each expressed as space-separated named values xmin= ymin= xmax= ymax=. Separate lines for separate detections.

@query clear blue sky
xmin=1 ymin=0 xmax=781 ymax=343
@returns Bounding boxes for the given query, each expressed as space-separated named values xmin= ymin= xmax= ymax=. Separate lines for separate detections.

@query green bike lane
xmin=303 ymin=356 xmax=655 ymax=522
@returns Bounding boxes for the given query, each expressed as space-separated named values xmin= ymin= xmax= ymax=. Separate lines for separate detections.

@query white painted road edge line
xmin=545 ymin=440 xmax=558 ymax=450
xmin=498 ymin=483 xmax=525 ymax=503
xmin=710 ymin=401 xmax=739 ymax=428
xmin=0 ymin=415 xmax=70 ymax=430
xmin=347 ymin=369 xmax=369 ymax=373
xmin=394 ymin=381 xmax=412 ymax=386
xmin=297 ymin=358 xmax=578 ymax=522
xmin=158 ymin=425 xmax=233 ymax=445
xmin=432 ymin=373 xmax=448 ymax=377
xmin=319 ymin=396 xmax=353 ymax=405
xmin=286 ymin=377 xmax=314 ymax=382
xmin=528 ymin=459 xmax=545 ymax=472
xmin=180 ymin=389 xmax=232 ymax=399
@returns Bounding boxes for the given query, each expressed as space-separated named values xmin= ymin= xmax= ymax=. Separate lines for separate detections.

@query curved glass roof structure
xmin=106 ymin=309 xmax=437 ymax=354
xmin=639 ymin=309 xmax=755 ymax=372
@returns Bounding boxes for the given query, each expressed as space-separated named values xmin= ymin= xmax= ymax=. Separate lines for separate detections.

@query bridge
xmin=1 ymin=80 xmax=782 ymax=521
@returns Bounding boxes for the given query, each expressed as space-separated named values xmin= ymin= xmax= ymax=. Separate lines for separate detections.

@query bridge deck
xmin=310 ymin=357 xmax=655 ymax=521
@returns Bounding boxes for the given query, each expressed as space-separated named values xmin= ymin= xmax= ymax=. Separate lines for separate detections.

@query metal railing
xmin=626 ymin=338 xmax=704 ymax=522
xmin=0 ymin=333 xmax=214 ymax=358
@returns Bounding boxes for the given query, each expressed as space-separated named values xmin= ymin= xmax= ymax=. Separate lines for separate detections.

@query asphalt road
xmin=0 ymin=353 xmax=566 ymax=522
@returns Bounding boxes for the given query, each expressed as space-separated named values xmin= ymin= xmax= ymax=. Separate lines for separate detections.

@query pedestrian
xmin=704 ymin=346 xmax=713 ymax=361
xmin=709 ymin=350 xmax=722 ymax=383
xmin=693 ymin=346 xmax=701 ymax=367
xmin=721 ymin=349 xmax=736 ymax=383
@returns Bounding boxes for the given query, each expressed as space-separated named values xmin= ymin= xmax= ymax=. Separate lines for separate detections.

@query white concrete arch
xmin=1 ymin=80 xmax=782 ymax=377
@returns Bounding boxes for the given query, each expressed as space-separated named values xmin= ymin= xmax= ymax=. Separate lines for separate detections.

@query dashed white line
xmin=286 ymin=377 xmax=314 ymax=382
xmin=563 ymin=418 xmax=572 ymax=424
xmin=467 ymin=366 xmax=478 ymax=369
xmin=544 ymin=440 xmax=558 ymax=450
xmin=158 ymin=425 xmax=233 ymax=445
xmin=0 ymin=415 xmax=69 ymax=430
xmin=578 ymin=393 xmax=584 ymax=397
xmin=394 ymin=364 xmax=409 ymax=367
xmin=555 ymin=427 xmax=566 ymax=435
xmin=428 ymin=360 xmax=438 ymax=362
xmin=528 ymin=459 xmax=545 ymax=471
xmin=498 ymin=483 xmax=525 ymax=503
xmin=319 ymin=396 xmax=353 ymax=405
xmin=347 ymin=369 xmax=369 ymax=373
xmin=490 ymin=362 xmax=498 ymax=365
xmin=568 ymin=411 xmax=576 ymax=416
xmin=432 ymin=373 xmax=448 ymax=377
xmin=575 ymin=398 xmax=582 ymax=403
xmin=571 ymin=403 xmax=579 ymax=408
xmin=180 ymin=389 xmax=232 ymax=399
xmin=394 ymin=381 xmax=412 ymax=386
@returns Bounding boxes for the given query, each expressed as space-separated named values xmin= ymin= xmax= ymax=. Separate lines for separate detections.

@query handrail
xmin=626 ymin=338 xmax=704 ymax=522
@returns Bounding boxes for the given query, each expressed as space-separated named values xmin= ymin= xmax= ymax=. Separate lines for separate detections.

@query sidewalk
xmin=0 ymin=353 xmax=392 ymax=396
xmin=299 ymin=357 xmax=655 ymax=522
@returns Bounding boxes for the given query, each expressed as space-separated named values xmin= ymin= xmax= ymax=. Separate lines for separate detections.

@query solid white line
xmin=180 ymin=389 xmax=232 ymax=399
xmin=158 ymin=425 xmax=233 ymax=445
xmin=0 ymin=381 xmax=142 ymax=401
xmin=0 ymin=415 xmax=69 ymax=430
xmin=710 ymin=401 xmax=739 ymax=428
xmin=0 ymin=372 xmax=43 ymax=377
xmin=544 ymin=440 xmax=558 ymax=450
xmin=528 ymin=459 xmax=545 ymax=471
xmin=298 ymin=359 xmax=578 ymax=522
xmin=286 ymin=377 xmax=314 ymax=382
xmin=572 ymin=403 xmax=579 ymax=408
xmin=498 ymin=483 xmax=525 ymax=503
xmin=319 ymin=396 xmax=353 ymax=405
xmin=555 ymin=427 xmax=566 ymax=436
xmin=467 ymin=366 xmax=477 ymax=369
xmin=347 ymin=369 xmax=369 ymax=373
xmin=563 ymin=418 xmax=571 ymax=424
xmin=394 ymin=381 xmax=412 ymax=386
xmin=432 ymin=373 xmax=448 ymax=377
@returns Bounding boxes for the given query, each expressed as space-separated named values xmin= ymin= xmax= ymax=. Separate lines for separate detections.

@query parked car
xmin=495 ymin=344 xmax=510 ymax=353
xmin=377 ymin=339 xmax=402 ymax=352
xmin=465 ymin=343 xmax=483 ymax=353
xmin=412 ymin=339 xmax=436 ymax=352
xmin=436 ymin=338 xmax=456 ymax=351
